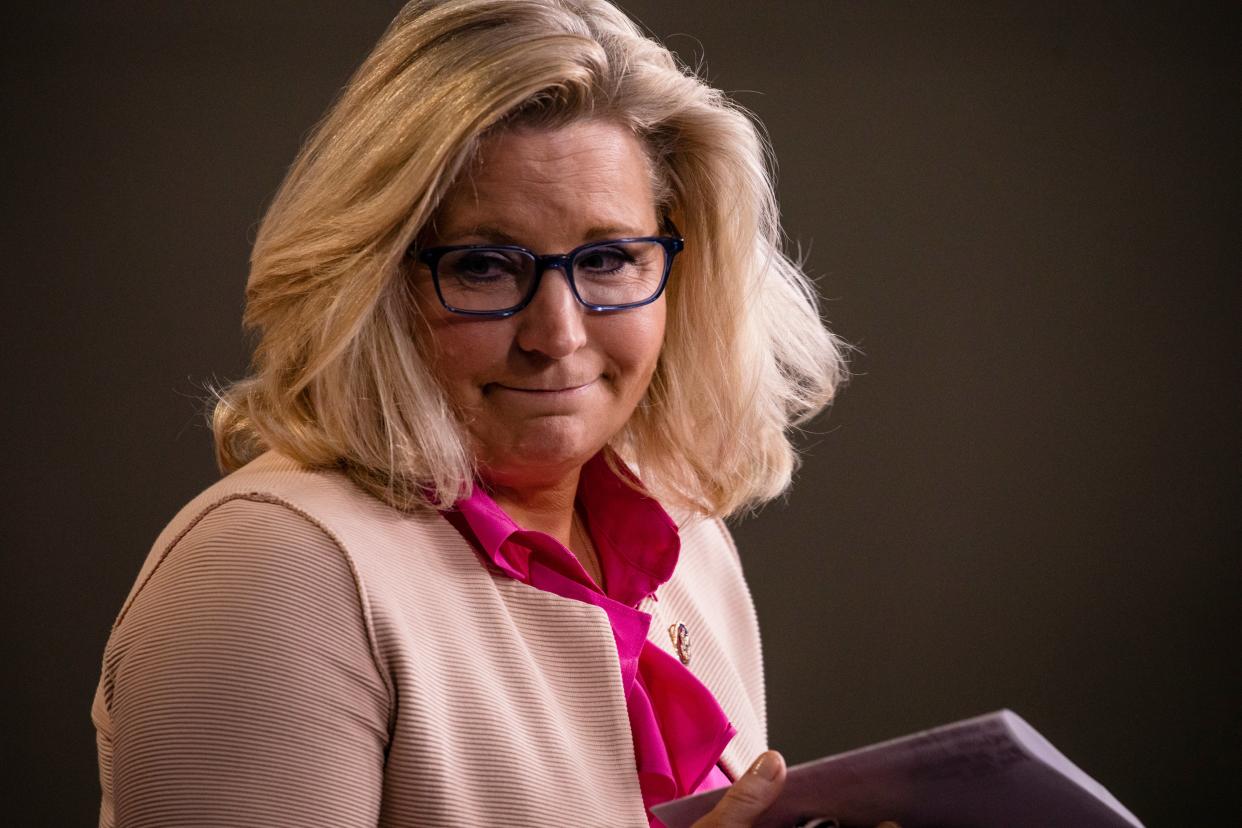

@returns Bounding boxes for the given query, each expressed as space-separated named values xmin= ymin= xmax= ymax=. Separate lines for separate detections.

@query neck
xmin=487 ymin=469 xmax=582 ymax=548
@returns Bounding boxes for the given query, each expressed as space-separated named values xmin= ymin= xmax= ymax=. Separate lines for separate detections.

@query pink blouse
xmin=442 ymin=452 xmax=734 ymax=824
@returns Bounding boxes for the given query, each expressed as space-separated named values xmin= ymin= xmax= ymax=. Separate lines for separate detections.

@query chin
xmin=475 ymin=417 xmax=605 ymax=486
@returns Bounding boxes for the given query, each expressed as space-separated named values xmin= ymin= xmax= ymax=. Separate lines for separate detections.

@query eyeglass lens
xmin=436 ymin=240 xmax=668 ymax=312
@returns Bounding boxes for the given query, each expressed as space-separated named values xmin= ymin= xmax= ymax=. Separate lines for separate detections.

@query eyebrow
xmin=440 ymin=223 xmax=655 ymax=247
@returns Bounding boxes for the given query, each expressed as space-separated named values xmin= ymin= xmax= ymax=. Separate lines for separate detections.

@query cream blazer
xmin=92 ymin=451 xmax=767 ymax=827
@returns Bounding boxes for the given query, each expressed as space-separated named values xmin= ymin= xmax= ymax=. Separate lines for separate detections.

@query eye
xmin=458 ymin=252 xmax=506 ymax=277
xmin=440 ymin=249 xmax=526 ymax=284
xmin=576 ymin=246 xmax=633 ymax=275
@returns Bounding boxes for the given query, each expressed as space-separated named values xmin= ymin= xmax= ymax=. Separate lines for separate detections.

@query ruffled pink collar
xmin=441 ymin=452 xmax=735 ymax=823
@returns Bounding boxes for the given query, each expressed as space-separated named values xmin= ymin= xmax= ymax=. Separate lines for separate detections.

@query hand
xmin=690 ymin=751 xmax=786 ymax=827
xmin=687 ymin=750 xmax=902 ymax=828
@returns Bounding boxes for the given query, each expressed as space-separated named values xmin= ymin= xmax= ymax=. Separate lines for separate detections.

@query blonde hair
xmin=213 ymin=0 xmax=847 ymax=518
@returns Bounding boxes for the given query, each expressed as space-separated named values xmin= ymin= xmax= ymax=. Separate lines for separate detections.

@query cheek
xmin=606 ymin=303 xmax=666 ymax=384
xmin=421 ymin=316 xmax=511 ymax=398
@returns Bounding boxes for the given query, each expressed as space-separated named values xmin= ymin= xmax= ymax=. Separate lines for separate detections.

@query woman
xmin=92 ymin=1 xmax=846 ymax=825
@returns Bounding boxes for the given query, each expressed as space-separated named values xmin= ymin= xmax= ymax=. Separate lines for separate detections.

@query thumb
xmin=695 ymin=751 xmax=786 ymax=828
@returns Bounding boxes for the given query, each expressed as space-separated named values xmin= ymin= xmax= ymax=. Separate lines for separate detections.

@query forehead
xmin=431 ymin=120 xmax=658 ymax=243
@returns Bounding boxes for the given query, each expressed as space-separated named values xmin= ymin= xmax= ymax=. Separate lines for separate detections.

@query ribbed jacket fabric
xmin=92 ymin=452 xmax=767 ymax=827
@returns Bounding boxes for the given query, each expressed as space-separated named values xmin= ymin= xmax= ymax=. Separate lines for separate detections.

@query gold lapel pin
xmin=668 ymin=622 xmax=691 ymax=666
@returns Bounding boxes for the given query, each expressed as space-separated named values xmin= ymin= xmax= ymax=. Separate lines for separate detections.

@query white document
xmin=651 ymin=710 xmax=1144 ymax=828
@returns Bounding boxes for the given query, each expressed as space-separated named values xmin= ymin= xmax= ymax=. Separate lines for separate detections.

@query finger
xmin=696 ymin=751 xmax=786 ymax=828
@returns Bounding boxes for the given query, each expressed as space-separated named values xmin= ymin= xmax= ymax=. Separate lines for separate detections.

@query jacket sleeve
xmin=103 ymin=497 xmax=391 ymax=828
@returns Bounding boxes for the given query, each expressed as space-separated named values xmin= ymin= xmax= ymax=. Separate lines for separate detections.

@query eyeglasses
xmin=412 ymin=225 xmax=684 ymax=318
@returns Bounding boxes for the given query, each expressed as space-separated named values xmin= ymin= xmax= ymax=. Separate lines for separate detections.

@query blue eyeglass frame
xmin=410 ymin=222 xmax=684 ymax=318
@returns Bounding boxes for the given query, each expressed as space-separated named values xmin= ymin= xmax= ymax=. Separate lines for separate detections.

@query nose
xmin=514 ymin=264 xmax=588 ymax=359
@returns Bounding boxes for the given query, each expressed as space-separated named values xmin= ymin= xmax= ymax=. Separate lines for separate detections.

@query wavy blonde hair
xmin=213 ymin=0 xmax=847 ymax=517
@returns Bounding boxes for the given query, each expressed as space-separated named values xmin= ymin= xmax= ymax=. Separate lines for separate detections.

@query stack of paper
xmin=652 ymin=710 xmax=1143 ymax=828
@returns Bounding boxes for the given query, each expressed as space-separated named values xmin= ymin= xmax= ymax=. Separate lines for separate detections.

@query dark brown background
xmin=3 ymin=2 xmax=1238 ymax=825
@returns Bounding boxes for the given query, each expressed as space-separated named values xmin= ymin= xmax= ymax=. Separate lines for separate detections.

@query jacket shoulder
xmin=112 ymin=452 xmax=459 ymax=633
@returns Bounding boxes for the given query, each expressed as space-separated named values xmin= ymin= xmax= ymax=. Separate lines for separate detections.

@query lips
xmin=492 ymin=380 xmax=595 ymax=394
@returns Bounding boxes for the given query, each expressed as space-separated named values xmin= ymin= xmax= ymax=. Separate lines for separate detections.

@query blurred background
xmin=2 ymin=1 xmax=1238 ymax=824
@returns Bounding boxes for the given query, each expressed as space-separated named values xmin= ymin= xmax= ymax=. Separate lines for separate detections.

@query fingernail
xmin=749 ymin=751 xmax=780 ymax=781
